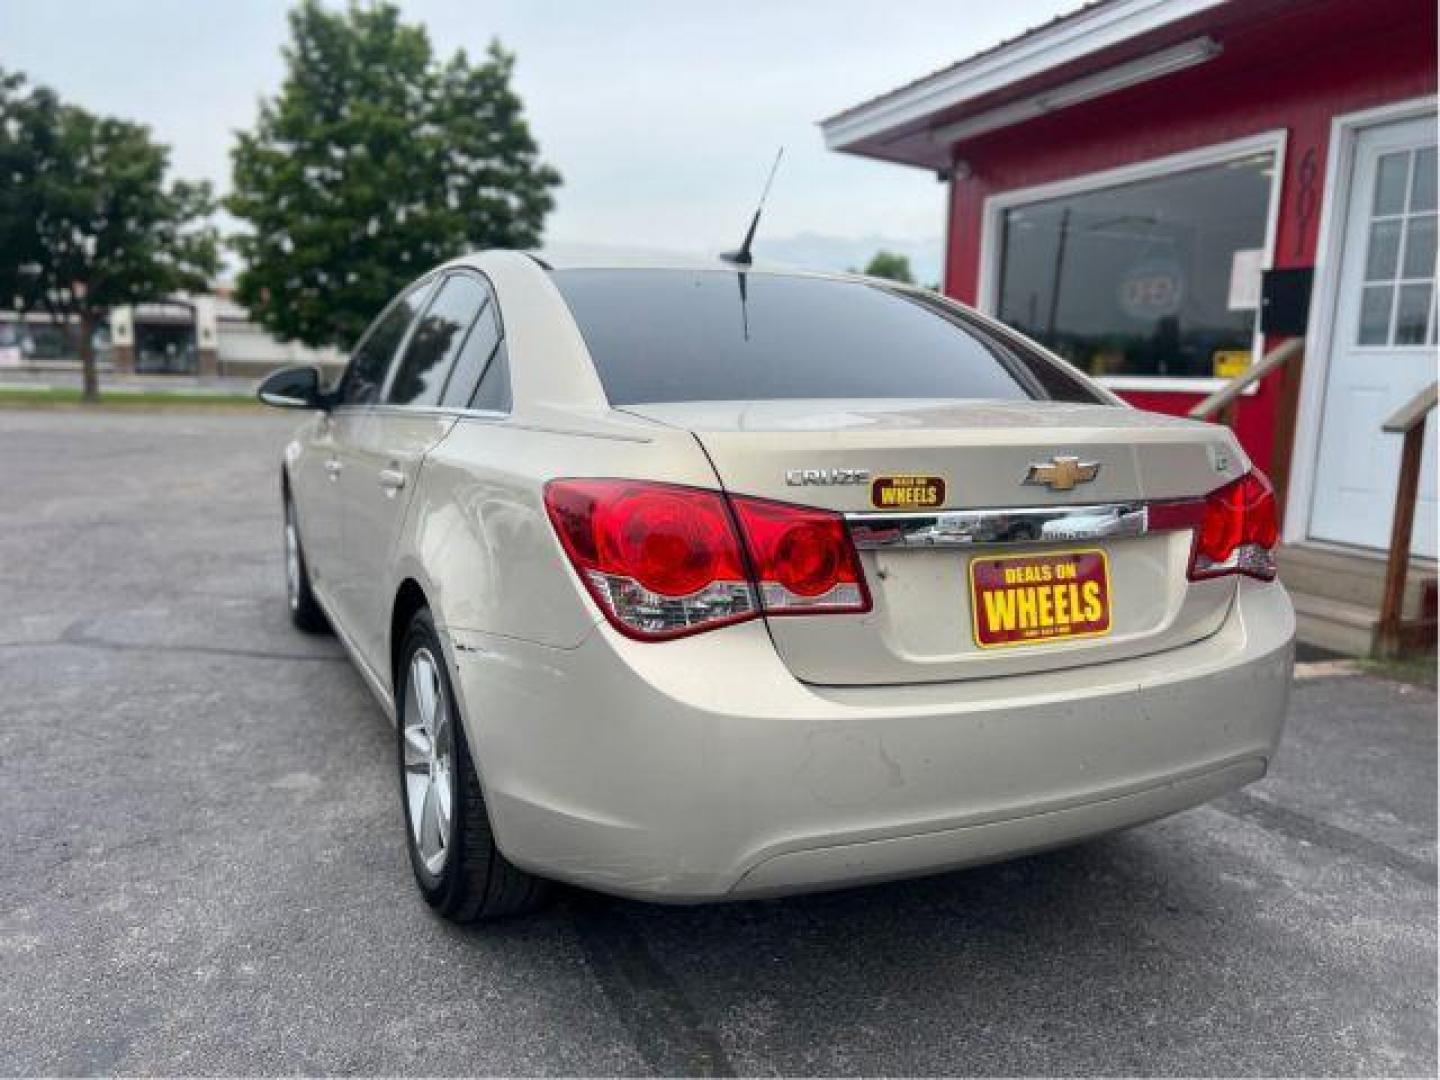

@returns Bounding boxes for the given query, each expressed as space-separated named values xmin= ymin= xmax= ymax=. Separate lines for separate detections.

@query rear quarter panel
xmin=393 ymin=412 xmax=724 ymax=650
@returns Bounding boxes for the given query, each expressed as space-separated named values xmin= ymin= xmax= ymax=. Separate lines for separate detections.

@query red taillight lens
xmin=596 ymin=487 xmax=735 ymax=596
xmin=544 ymin=480 xmax=755 ymax=640
xmin=544 ymin=480 xmax=871 ymax=639
xmin=729 ymin=495 xmax=871 ymax=613
xmin=1189 ymin=470 xmax=1279 ymax=581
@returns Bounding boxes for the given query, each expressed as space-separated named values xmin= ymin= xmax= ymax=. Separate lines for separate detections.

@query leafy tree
xmin=862 ymin=251 xmax=915 ymax=284
xmin=229 ymin=0 xmax=561 ymax=349
xmin=0 ymin=68 xmax=219 ymax=401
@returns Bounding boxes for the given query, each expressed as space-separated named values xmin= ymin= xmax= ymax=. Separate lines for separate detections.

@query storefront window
xmin=21 ymin=322 xmax=83 ymax=360
xmin=996 ymin=151 xmax=1275 ymax=381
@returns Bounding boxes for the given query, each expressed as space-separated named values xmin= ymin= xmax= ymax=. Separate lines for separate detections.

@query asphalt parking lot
xmin=1 ymin=406 xmax=1435 ymax=1076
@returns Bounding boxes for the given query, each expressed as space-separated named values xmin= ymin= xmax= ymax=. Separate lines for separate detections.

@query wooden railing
xmin=1188 ymin=337 xmax=1305 ymax=511
xmin=1377 ymin=381 xmax=1438 ymax=658
xmin=1188 ymin=338 xmax=1305 ymax=425
xmin=1189 ymin=339 xmax=1433 ymax=657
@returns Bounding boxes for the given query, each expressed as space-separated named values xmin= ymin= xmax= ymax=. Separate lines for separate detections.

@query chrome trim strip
xmin=331 ymin=403 xmax=510 ymax=420
xmin=847 ymin=503 xmax=1148 ymax=548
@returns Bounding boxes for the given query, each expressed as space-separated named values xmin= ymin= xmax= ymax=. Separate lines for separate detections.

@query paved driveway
xmin=1 ymin=408 xmax=1434 ymax=1076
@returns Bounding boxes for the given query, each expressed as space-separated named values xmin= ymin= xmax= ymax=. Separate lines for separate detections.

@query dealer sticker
xmin=871 ymin=474 xmax=946 ymax=509
xmin=969 ymin=548 xmax=1111 ymax=648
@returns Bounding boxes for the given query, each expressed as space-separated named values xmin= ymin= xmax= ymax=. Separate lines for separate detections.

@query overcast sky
xmin=1 ymin=0 xmax=1076 ymax=282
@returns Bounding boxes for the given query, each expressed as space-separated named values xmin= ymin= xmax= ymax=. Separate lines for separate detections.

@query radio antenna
xmin=720 ymin=147 xmax=784 ymax=266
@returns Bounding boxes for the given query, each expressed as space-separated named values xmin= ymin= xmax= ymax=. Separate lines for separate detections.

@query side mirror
xmin=257 ymin=365 xmax=325 ymax=410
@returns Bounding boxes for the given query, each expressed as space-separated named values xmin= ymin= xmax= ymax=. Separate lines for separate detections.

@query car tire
xmin=283 ymin=489 xmax=329 ymax=634
xmin=397 ymin=608 xmax=551 ymax=922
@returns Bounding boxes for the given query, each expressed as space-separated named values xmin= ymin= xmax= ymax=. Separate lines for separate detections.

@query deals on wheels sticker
xmin=871 ymin=475 xmax=946 ymax=509
xmin=969 ymin=549 xmax=1111 ymax=648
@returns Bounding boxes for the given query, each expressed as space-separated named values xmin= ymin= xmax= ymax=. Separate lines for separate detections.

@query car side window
xmin=339 ymin=278 xmax=433 ymax=407
xmin=468 ymin=340 xmax=512 ymax=412
xmin=439 ymin=288 xmax=506 ymax=410
xmin=386 ymin=274 xmax=487 ymax=408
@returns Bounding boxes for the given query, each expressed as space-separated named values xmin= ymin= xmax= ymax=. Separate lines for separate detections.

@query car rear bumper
xmin=448 ymin=579 xmax=1294 ymax=902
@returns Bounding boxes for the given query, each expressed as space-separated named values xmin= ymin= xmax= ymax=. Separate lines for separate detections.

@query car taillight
xmin=543 ymin=480 xmax=870 ymax=640
xmin=544 ymin=480 xmax=756 ymax=640
xmin=1188 ymin=470 xmax=1279 ymax=581
xmin=728 ymin=494 xmax=870 ymax=614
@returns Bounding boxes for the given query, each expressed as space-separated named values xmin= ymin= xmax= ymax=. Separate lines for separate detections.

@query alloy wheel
xmin=401 ymin=647 xmax=452 ymax=875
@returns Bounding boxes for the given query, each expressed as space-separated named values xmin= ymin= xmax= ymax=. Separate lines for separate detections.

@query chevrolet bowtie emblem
xmin=1024 ymin=455 xmax=1100 ymax=491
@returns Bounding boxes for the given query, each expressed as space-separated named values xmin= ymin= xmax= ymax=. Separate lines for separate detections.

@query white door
xmin=1310 ymin=115 xmax=1438 ymax=557
xmin=334 ymin=408 xmax=453 ymax=675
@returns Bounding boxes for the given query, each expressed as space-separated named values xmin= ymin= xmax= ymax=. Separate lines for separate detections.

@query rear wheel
xmin=397 ymin=609 xmax=551 ymax=922
xmin=283 ymin=490 xmax=329 ymax=633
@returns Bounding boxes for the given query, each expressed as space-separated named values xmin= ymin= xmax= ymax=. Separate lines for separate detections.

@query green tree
xmin=229 ymin=0 xmax=561 ymax=349
xmin=862 ymin=251 xmax=915 ymax=284
xmin=0 ymin=68 xmax=219 ymax=401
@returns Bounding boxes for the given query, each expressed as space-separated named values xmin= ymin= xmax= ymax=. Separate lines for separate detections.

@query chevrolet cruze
xmin=258 ymin=251 xmax=1294 ymax=922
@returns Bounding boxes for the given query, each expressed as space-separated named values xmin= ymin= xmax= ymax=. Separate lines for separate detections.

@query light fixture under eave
xmin=930 ymin=36 xmax=1223 ymax=147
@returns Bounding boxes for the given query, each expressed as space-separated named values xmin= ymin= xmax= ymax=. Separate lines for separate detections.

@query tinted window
xmin=341 ymin=279 xmax=433 ymax=406
xmin=551 ymin=270 xmax=1043 ymax=405
xmin=901 ymin=290 xmax=1100 ymax=402
xmin=468 ymin=341 xmax=511 ymax=412
xmin=439 ymin=296 xmax=502 ymax=409
xmin=387 ymin=275 xmax=486 ymax=406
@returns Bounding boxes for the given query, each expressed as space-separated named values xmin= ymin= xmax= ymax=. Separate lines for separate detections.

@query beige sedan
xmin=259 ymin=251 xmax=1294 ymax=922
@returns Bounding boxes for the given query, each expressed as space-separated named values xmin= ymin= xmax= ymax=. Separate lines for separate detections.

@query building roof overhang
xmin=819 ymin=0 xmax=1237 ymax=170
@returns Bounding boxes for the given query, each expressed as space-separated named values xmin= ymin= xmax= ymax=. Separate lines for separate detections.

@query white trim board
xmin=927 ymin=37 xmax=1222 ymax=149
xmin=1098 ymin=375 xmax=1260 ymax=395
xmin=820 ymin=0 xmax=1228 ymax=153
xmin=975 ymin=129 xmax=1288 ymax=392
xmin=1282 ymin=94 xmax=1439 ymax=546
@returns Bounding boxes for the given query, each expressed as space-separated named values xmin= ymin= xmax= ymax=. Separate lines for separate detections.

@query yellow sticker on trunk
xmin=871 ymin=475 xmax=946 ymax=509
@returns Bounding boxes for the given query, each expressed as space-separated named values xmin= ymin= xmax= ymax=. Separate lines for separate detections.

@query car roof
xmin=446 ymin=247 xmax=916 ymax=290
xmin=519 ymin=246 xmax=859 ymax=281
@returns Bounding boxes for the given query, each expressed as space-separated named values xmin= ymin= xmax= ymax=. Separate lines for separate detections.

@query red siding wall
xmin=944 ymin=0 xmax=1437 ymax=472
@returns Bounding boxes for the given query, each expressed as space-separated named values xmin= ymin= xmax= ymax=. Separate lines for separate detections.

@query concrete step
xmin=1277 ymin=543 xmax=1435 ymax=618
xmin=1290 ymin=590 xmax=1379 ymax=657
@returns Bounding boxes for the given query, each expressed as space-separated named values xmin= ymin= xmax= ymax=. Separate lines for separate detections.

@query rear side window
xmin=387 ymin=274 xmax=487 ymax=407
xmin=468 ymin=341 xmax=511 ymax=412
xmin=341 ymin=278 xmax=433 ymax=406
xmin=439 ymin=294 xmax=504 ymax=409
xmin=550 ymin=270 xmax=1100 ymax=406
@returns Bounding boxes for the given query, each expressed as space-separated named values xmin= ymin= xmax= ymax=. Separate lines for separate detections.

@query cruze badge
xmin=785 ymin=467 xmax=870 ymax=487
xmin=1024 ymin=455 xmax=1100 ymax=492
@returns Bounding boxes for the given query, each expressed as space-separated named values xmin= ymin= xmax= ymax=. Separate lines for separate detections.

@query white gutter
xmin=928 ymin=35 xmax=1221 ymax=146
xmin=820 ymin=0 xmax=1229 ymax=155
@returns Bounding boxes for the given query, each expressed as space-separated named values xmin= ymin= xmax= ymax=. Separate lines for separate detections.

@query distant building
xmin=0 ymin=289 xmax=345 ymax=379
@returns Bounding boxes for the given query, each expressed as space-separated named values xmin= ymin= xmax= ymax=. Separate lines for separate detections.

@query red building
xmin=823 ymin=0 xmax=1437 ymax=652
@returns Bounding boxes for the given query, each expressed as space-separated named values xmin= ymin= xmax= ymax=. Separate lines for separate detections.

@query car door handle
xmin=324 ymin=459 xmax=343 ymax=480
xmin=377 ymin=468 xmax=407 ymax=491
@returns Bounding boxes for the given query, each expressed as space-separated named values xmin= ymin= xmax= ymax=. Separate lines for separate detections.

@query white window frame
xmin=976 ymin=130 xmax=1288 ymax=394
xmin=1283 ymin=94 xmax=1438 ymax=547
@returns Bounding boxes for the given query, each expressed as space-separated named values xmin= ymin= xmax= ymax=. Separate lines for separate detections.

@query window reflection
xmin=388 ymin=276 xmax=486 ymax=407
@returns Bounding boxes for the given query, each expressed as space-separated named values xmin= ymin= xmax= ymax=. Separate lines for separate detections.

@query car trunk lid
xmin=623 ymin=398 xmax=1247 ymax=685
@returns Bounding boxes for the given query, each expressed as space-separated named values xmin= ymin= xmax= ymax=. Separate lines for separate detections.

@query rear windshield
xmin=550 ymin=269 xmax=1100 ymax=406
